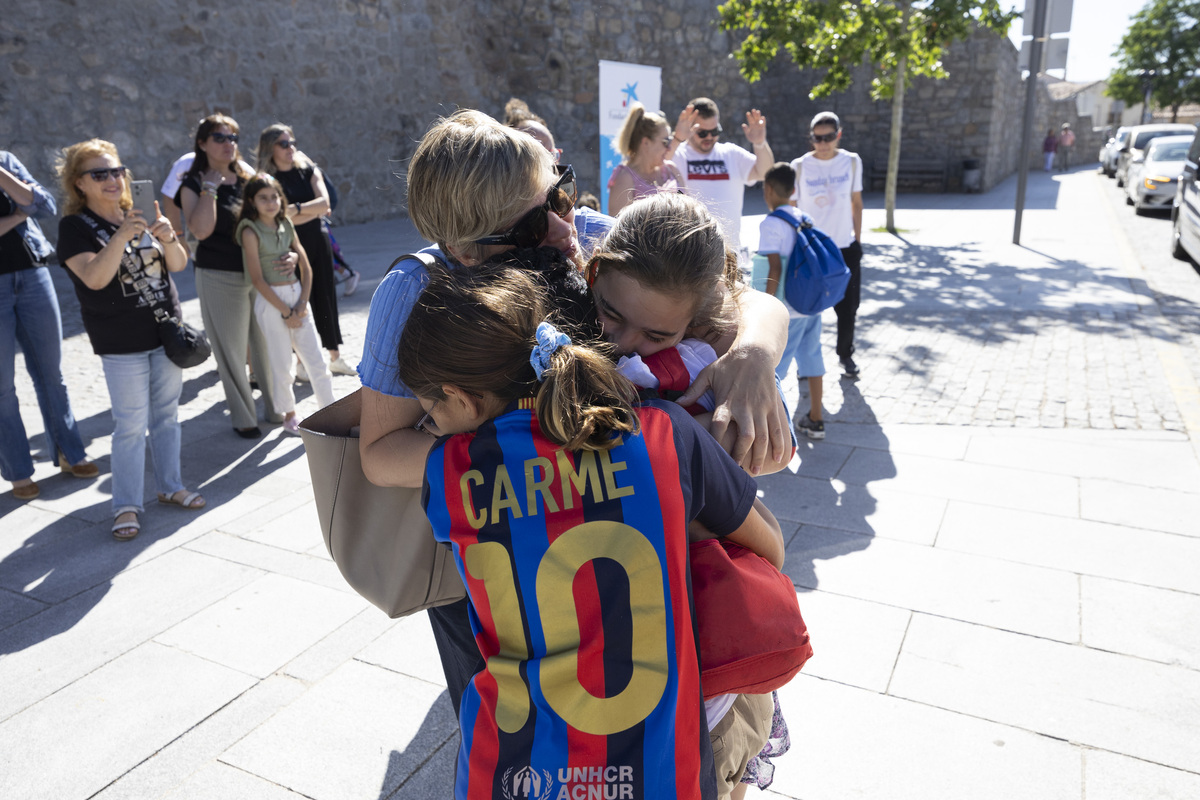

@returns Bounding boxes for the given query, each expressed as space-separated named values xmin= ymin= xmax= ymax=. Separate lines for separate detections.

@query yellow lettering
xmin=460 ymin=470 xmax=486 ymax=530
xmin=464 ymin=542 xmax=529 ymax=733
xmin=524 ymin=456 xmax=559 ymax=517
xmin=556 ymin=449 xmax=603 ymax=510
xmin=598 ymin=449 xmax=634 ymax=500
xmin=490 ymin=464 xmax=523 ymax=524
xmin=536 ymin=521 xmax=668 ymax=735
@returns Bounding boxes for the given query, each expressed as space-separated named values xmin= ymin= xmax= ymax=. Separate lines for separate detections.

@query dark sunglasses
xmin=86 ymin=166 xmax=128 ymax=182
xmin=276 ymin=139 xmax=297 ymax=149
xmin=475 ymin=165 xmax=577 ymax=249
xmin=208 ymin=132 xmax=239 ymax=144
xmin=810 ymin=131 xmax=839 ymax=143
xmin=696 ymin=127 xmax=722 ymax=139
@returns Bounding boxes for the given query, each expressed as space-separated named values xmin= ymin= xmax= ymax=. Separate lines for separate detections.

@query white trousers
xmin=253 ymin=282 xmax=335 ymax=415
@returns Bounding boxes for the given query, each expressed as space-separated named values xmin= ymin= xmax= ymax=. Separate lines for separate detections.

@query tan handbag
xmin=299 ymin=388 xmax=466 ymax=617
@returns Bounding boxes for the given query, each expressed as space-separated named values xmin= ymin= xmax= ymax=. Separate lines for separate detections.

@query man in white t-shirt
xmin=791 ymin=111 xmax=864 ymax=377
xmin=671 ymin=96 xmax=774 ymax=264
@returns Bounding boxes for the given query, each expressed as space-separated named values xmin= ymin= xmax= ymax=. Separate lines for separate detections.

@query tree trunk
xmin=885 ymin=2 xmax=911 ymax=233
xmin=1172 ymin=104 xmax=1180 ymax=123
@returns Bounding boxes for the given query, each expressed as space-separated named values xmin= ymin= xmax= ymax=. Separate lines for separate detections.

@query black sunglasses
xmin=696 ymin=127 xmax=722 ymax=139
xmin=86 ymin=166 xmax=128 ymax=182
xmin=276 ymin=139 xmax=297 ymax=149
xmin=475 ymin=165 xmax=577 ymax=249
xmin=209 ymin=132 xmax=239 ymax=144
xmin=810 ymin=131 xmax=839 ymax=143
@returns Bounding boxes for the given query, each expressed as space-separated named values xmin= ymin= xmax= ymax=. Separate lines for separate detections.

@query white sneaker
xmin=329 ymin=356 xmax=357 ymax=376
xmin=343 ymin=270 xmax=360 ymax=297
xmin=295 ymin=361 xmax=309 ymax=382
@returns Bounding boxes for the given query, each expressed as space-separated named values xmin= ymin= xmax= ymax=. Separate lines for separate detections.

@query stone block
xmin=766 ymin=676 xmax=1082 ymax=800
xmin=154 ymin=572 xmax=364 ymax=678
xmin=1083 ymin=749 xmax=1200 ymax=800
xmin=784 ymin=524 xmax=1079 ymax=641
xmin=1081 ymin=479 xmax=1200 ymax=537
xmin=355 ymin=610 xmax=452 ymax=689
xmin=0 ymin=548 xmax=260 ymax=720
xmin=0 ymin=642 xmax=254 ymax=800
xmin=1082 ymin=576 xmax=1200 ymax=669
xmin=793 ymin=590 xmax=910 ymax=692
xmin=890 ymin=614 xmax=1200 ymax=773
xmin=221 ymin=660 xmax=457 ymax=800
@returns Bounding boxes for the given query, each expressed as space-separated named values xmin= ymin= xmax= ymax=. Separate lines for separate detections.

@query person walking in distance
xmin=670 ymin=97 xmax=773 ymax=266
xmin=791 ymin=112 xmax=864 ymax=378
xmin=1057 ymin=123 xmax=1075 ymax=172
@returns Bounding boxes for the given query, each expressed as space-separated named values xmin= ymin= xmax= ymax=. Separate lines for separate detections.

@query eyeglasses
xmin=810 ymin=131 xmax=839 ymax=143
xmin=414 ymin=401 xmax=440 ymax=437
xmin=696 ymin=127 xmax=722 ymax=139
xmin=276 ymin=139 xmax=297 ymax=149
xmin=475 ymin=165 xmax=577 ymax=249
xmin=208 ymin=132 xmax=239 ymax=144
xmin=85 ymin=166 xmax=128 ymax=182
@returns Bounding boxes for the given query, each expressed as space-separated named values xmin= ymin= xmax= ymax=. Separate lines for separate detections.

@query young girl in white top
xmin=236 ymin=173 xmax=333 ymax=434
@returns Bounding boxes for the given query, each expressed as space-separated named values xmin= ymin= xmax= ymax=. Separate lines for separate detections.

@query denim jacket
xmin=1 ymin=150 xmax=57 ymax=264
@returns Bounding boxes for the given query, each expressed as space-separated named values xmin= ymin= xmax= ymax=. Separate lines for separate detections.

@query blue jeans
xmin=100 ymin=347 xmax=184 ymax=513
xmin=0 ymin=266 xmax=88 ymax=482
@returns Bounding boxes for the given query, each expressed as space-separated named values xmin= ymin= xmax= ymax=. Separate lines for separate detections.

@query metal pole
xmin=1014 ymin=0 xmax=1049 ymax=245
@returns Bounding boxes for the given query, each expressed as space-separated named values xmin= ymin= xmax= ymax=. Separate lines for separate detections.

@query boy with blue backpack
xmin=758 ymin=162 xmax=828 ymax=439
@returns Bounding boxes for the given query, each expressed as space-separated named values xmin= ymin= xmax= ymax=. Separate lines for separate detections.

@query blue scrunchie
xmin=530 ymin=321 xmax=571 ymax=381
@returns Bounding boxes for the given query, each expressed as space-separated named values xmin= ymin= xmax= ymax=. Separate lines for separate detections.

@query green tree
xmin=1107 ymin=0 xmax=1200 ymax=123
xmin=718 ymin=0 xmax=1019 ymax=232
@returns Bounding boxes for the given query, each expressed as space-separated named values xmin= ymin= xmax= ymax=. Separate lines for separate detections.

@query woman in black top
xmin=0 ymin=150 xmax=98 ymax=500
xmin=57 ymin=139 xmax=203 ymax=541
xmin=255 ymin=124 xmax=353 ymax=377
xmin=179 ymin=115 xmax=280 ymax=437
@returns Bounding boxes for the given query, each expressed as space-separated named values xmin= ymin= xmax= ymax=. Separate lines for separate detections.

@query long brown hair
xmin=588 ymin=193 xmax=743 ymax=339
xmin=397 ymin=264 xmax=638 ymax=451
xmin=615 ymin=102 xmax=669 ymax=159
xmin=56 ymin=139 xmax=132 ymax=216
xmin=185 ymin=113 xmax=253 ymax=182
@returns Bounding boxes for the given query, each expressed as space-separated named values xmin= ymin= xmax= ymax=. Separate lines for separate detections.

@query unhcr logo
xmin=502 ymin=767 xmax=554 ymax=800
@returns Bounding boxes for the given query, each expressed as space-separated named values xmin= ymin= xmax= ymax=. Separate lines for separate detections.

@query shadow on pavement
xmin=0 ymin=430 xmax=305 ymax=656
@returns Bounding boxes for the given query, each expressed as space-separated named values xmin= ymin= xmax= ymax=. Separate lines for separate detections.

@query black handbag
xmin=155 ymin=311 xmax=211 ymax=369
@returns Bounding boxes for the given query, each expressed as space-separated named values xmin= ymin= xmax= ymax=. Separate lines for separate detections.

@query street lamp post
xmin=1140 ymin=68 xmax=1157 ymax=124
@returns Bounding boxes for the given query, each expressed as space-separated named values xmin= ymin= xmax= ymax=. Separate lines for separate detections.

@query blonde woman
xmin=607 ymin=102 xmax=687 ymax=215
xmin=56 ymin=139 xmax=202 ymax=541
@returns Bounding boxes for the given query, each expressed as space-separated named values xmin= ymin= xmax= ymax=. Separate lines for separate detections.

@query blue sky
xmin=1005 ymin=0 xmax=1147 ymax=82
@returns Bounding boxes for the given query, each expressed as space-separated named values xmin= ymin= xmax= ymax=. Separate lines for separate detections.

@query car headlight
xmin=1144 ymin=176 xmax=1174 ymax=189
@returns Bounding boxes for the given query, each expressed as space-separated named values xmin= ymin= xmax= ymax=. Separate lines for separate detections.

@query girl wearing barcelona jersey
xmin=397 ymin=265 xmax=784 ymax=800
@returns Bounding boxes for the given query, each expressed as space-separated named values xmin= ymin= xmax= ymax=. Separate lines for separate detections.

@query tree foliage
xmin=1107 ymin=0 xmax=1200 ymax=120
xmin=717 ymin=0 xmax=1018 ymax=101
xmin=717 ymin=0 xmax=1018 ymax=232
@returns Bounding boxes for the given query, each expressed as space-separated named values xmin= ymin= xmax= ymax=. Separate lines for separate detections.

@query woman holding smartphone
xmin=1 ymin=149 xmax=97 ymax=500
xmin=56 ymin=139 xmax=202 ymax=541
xmin=179 ymin=114 xmax=280 ymax=438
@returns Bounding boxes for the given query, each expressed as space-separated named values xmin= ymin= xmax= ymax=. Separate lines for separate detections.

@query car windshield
xmin=1134 ymin=129 xmax=1193 ymax=149
xmin=1149 ymin=142 xmax=1190 ymax=161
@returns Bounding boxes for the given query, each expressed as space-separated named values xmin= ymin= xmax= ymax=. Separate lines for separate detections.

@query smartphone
xmin=130 ymin=180 xmax=158 ymax=223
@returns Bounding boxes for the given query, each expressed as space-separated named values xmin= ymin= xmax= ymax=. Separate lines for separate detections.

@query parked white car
xmin=1172 ymin=129 xmax=1200 ymax=263
xmin=1099 ymin=127 xmax=1130 ymax=178
xmin=1125 ymin=135 xmax=1194 ymax=214
xmin=1115 ymin=123 xmax=1197 ymax=187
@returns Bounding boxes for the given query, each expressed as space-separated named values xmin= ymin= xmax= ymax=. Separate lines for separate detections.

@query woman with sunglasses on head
xmin=56 ymin=139 xmax=203 ymax=541
xmin=255 ymin=124 xmax=353 ymax=378
xmin=179 ymin=114 xmax=280 ymax=438
xmin=606 ymin=102 xmax=686 ymax=216
xmin=1 ymin=149 xmax=98 ymax=501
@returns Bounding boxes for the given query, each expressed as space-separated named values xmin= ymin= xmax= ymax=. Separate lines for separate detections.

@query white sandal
xmin=157 ymin=490 xmax=206 ymax=510
xmin=112 ymin=509 xmax=140 ymax=542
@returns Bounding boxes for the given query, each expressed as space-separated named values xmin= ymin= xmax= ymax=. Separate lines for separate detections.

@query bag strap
xmin=769 ymin=207 xmax=814 ymax=231
xmin=76 ymin=212 xmax=174 ymax=323
xmin=387 ymin=249 xmax=446 ymax=274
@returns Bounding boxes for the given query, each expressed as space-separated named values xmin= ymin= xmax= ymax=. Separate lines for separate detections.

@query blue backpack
xmin=768 ymin=208 xmax=851 ymax=316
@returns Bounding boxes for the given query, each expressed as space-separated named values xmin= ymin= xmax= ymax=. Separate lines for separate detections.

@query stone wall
xmin=1 ymin=1 xmax=1088 ymax=228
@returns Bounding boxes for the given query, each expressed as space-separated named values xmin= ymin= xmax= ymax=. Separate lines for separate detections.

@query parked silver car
xmin=1115 ymin=123 xmax=1196 ymax=187
xmin=1172 ymin=129 xmax=1200 ymax=263
xmin=1125 ymin=135 xmax=1194 ymax=214
xmin=1099 ymin=127 xmax=1130 ymax=178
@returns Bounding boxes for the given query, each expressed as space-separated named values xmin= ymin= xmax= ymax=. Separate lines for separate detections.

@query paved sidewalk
xmin=2 ymin=167 xmax=1198 ymax=799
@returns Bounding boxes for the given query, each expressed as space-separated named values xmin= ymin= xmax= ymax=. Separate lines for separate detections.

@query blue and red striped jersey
xmin=423 ymin=399 xmax=756 ymax=800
